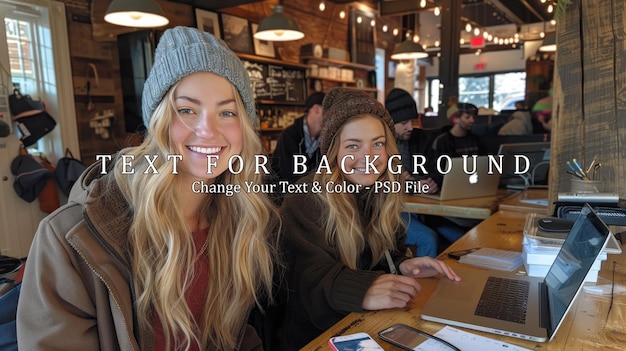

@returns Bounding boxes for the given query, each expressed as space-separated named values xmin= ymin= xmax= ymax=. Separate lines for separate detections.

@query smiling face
xmin=170 ymin=71 xmax=243 ymax=182
xmin=336 ymin=115 xmax=389 ymax=186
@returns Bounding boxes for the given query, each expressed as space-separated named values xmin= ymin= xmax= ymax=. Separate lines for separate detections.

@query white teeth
xmin=355 ymin=168 xmax=367 ymax=173
xmin=188 ymin=146 xmax=221 ymax=154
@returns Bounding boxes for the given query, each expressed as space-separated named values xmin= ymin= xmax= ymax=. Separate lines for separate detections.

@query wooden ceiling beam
xmin=379 ymin=1 xmax=437 ymax=17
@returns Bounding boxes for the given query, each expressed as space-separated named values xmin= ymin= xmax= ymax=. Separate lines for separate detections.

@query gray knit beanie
xmin=385 ymin=88 xmax=418 ymax=124
xmin=142 ymin=26 xmax=256 ymax=127
xmin=320 ymin=88 xmax=394 ymax=154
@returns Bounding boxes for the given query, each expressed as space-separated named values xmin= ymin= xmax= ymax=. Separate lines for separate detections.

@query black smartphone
xmin=447 ymin=247 xmax=480 ymax=260
xmin=378 ymin=324 xmax=459 ymax=351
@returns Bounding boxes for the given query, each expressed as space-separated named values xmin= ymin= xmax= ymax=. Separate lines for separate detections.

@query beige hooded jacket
xmin=16 ymin=162 xmax=258 ymax=350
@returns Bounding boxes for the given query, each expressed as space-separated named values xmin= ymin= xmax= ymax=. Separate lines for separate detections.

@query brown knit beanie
xmin=320 ymin=87 xmax=394 ymax=154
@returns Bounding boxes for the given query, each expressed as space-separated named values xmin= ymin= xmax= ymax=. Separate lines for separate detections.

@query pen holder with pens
xmin=570 ymin=178 xmax=603 ymax=193
xmin=566 ymin=156 xmax=603 ymax=193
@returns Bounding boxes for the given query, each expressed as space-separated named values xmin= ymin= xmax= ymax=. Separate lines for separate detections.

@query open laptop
xmin=419 ymin=156 xmax=501 ymax=201
xmin=497 ymin=142 xmax=551 ymax=188
xmin=421 ymin=204 xmax=612 ymax=342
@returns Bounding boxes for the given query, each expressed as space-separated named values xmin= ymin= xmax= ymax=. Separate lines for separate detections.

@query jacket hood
xmin=70 ymin=160 xmax=133 ymax=258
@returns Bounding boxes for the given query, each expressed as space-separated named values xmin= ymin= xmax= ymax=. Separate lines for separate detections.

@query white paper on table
xmin=414 ymin=326 xmax=532 ymax=351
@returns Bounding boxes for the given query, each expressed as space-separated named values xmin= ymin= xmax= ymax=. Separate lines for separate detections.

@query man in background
xmin=498 ymin=100 xmax=533 ymax=135
xmin=424 ymin=102 xmax=482 ymax=247
xmin=271 ymin=92 xmax=325 ymax=184
xmin=385 ymin=88 xmax=441 ymax=257
xmin=427 ymin=102 xmax=481 ymax=187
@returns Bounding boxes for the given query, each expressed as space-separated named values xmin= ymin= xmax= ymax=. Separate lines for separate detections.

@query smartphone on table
xmin=328 ymin=332 xmax=384 ymax=351
xmin=378 ymin=324 xmax=460 ymax=351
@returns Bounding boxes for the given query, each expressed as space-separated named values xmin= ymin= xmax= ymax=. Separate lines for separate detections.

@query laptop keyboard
xmin=474 ymin=276 xmax=530 ymax=324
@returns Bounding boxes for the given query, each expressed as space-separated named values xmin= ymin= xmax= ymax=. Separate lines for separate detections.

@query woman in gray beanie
xmin=18 ymin=27 xmax=279 ymax=351
xmin=276 ymin=88 xmax=460 ymax=349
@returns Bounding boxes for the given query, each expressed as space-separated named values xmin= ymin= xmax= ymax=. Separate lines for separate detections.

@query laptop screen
xmin=545 ymin=204 xmax=610 ymax=337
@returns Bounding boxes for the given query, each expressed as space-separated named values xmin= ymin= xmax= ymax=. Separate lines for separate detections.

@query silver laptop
xmin=419 ymin=156 xmax=501 ymax=201
xmin=421 ymin=204 xmax=612 ymax=342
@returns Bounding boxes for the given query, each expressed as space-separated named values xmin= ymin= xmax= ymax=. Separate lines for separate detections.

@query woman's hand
xmin=361 ymin=274 xmax=421 ymax=310
xmin=399 ymin=257 xmax=461 ymax=281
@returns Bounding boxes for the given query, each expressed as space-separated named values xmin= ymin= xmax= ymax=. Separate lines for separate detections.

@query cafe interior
xmin=0 ymin=0 xmax=625 ymax=350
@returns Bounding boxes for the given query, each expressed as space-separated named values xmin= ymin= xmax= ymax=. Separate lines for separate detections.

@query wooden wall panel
xmin=548 ymin=0 xmax=626 ymax=208
xmin=66 ymin=1 xmax=134 ymax=163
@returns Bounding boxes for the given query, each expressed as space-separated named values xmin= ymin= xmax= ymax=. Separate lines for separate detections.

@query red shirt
xmin=153 ymin=228 xmax=209 ymax=351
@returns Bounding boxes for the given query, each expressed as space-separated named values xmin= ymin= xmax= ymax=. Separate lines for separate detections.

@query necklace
xmin=197 ymin=234 xmax=209 ymax=257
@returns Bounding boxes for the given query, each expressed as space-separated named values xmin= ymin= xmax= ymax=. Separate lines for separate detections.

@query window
xmin=5 ymin=14 xmax=50 ymax=153
xmin=459 ymin=75 xmax=490 ymax=107
xmin=0 ymin=0 xmax=75 ymax=158
xmin=493 ymin=72 xmax=526 ymax=111
xmin=427 ymin=71 xmax=526 ymax=113
xmin=6 ymin=18 xmax=37 ymax=94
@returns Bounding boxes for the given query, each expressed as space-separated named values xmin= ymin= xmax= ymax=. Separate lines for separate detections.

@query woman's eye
xmin=221 ymin=110 xmax=238 ymax=118
xmin=346 ymin=144 xmax=358 ymax=150
xmin=177 ymin=108 xmax=194 ymax=115
xmin=373 ymin=141 xmax=385 ymax=148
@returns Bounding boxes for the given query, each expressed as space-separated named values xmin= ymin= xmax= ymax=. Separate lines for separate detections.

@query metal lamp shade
xmin=254 ymin=5 xmax=304 ymax=41
xmin=539 ymin=33 xmax=556 ymax=52
xmin=391 ymin=39 xmax=429 ymax=60
xmin=104 ymin=0 xmax=169 ymax=28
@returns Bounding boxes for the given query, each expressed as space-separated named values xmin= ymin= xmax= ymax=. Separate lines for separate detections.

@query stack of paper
xmin=459 ymin=248 xmax=523 ymax=271
xmin=522 ymin=213 xmax=622 ymax=282
xmin=522 ymin=243 xmax=605 ymax=282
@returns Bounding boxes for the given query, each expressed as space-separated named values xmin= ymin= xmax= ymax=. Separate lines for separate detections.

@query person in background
xmin=532 ymin=88 xmax=554 ymax=133
xmin=276 ymin=88 xmax=461 ymax=349
xmin=271 ymin=92 xmax=325 ymax=184
xmin=421 ymin=106 xmax=438 ymax=129
xmin=446 ymin=95 xmax=459 ymax=122
xmin=424 ymin=102 xmax=482 ymax=247
xmin=17 ymin=27 xmax=280 ymax=351
xmin=427 ymin=102 xmax=481 ymax=187
xmin=385 ymin=88 xmax=441 ymax=258
xmin=536 ymin=110 xmax=552 ymax=131
xmin=498 ymin=100 xmax=533 ymax=135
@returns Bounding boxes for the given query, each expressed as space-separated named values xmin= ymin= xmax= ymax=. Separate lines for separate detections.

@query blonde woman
xmin=17 ymin=27 xmax=279 ymax=350
xmin=276 ymin=88 xmax=460 ymax=349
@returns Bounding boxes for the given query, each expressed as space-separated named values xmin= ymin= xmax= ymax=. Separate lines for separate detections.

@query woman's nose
xmin=194 ymin=113 xmax=218 ymax=137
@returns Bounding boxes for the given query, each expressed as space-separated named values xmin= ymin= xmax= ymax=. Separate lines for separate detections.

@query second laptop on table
xmin=418 ymin=156 xmax=501 ymax=201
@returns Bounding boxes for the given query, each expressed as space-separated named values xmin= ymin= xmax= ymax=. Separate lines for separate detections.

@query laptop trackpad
xmin=435 ymin=279 xmax=479 ymax=301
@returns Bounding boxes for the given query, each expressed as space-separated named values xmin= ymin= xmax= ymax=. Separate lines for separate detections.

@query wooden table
xmin=498 ymin=188 xmax=550 ymax=214
xmin=403 ymin=189 xmax=516 ymax=219
xmin=301 ymin=210 xmax=626 ymax=351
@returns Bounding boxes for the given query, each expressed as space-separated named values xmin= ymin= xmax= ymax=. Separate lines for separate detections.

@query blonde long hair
xmin=313 ymin=114 xmax=403 ymax=269
xmin=110 ymin=83 xmax=278 ymax=350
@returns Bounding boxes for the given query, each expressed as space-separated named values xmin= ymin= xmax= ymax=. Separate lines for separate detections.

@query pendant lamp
xmin=254 ymin=5 xmax=304 ymax=42
xmin=391 ymin=39 xmax=428 ymax=60
xmin=104 ymin=0 xmax=169 ymax=28
xmin=539 ymin=33 xmax=556 ymax=52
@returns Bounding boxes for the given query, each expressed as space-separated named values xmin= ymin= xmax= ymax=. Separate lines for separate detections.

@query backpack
xmin=55 ymin=149 xmax=87 ymax=197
